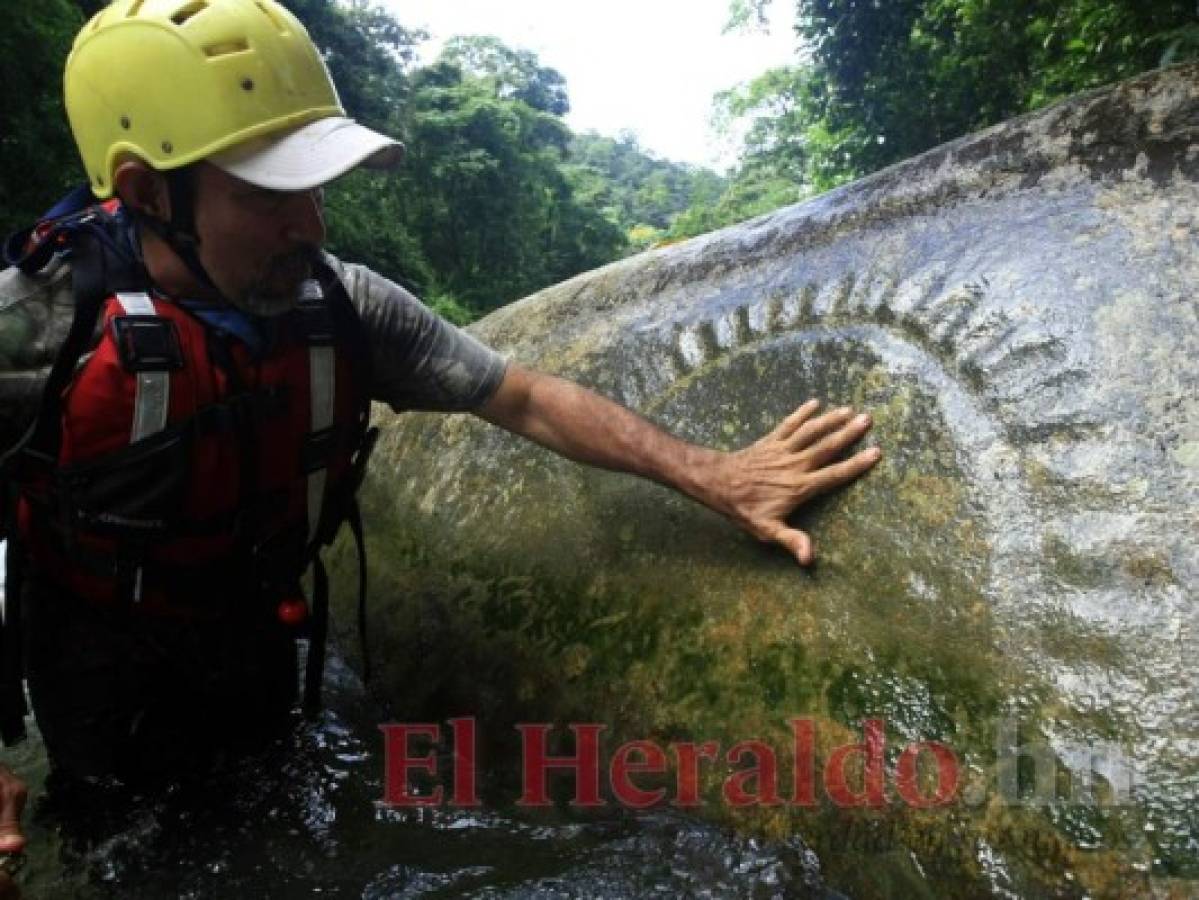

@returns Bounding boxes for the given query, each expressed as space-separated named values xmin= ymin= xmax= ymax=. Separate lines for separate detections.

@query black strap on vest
xmin=0 ymin=491 xmax=28 ymax=745
xmin=24 ymin=232 xmax=131 ymax=465
xmin=133 ymin=169 xmax=218 ymax=293
xmin=303 ymin=556 xmax=330 ymax=714
xmin=0 ymin=221 xmax=144 ymax=745
xmin=347 ymin=497 xmax=372 ymax=684
xmin=301 ymin=497 xmax=374 ymax=710
xmin=298 ymin=266 xmax=377 ymax=711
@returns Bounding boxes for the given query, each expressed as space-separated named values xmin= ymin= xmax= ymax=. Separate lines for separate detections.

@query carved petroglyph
xmin=346 ymin=65 xmax=1199 ymax=893
xmin=659 ymin=269 xmax=1086 ymax=439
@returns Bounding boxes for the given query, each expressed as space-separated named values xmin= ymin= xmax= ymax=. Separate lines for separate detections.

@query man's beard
xmin=229 ymin=246 xmax=320 ymax=318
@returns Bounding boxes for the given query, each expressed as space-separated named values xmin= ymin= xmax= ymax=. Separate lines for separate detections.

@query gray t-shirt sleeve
xmin=324 ymin=254 xmax=509 ymax=413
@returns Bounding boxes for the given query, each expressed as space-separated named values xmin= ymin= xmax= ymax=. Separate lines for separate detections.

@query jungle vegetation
xmin=3 ymin=0 xmax=1194 ymax=320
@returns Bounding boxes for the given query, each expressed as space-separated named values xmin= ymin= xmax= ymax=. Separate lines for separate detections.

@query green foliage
xmin=399 ymin=60 xmax=624 ymax=313
xmin=0 ymin=1 xmax=649 ymax=317
xmin=322 ymin=169 xmax=434 ymax=288
xmin=7 ymin=0 xmax=1193 ymax=305
xmin=668 ymin=0 xmax=1198 ymax=241
xmin=284 ymin=1 xmax=437 ymax=303
xmin=626 ymin=224 xmax=665 ymax=253
xmin=729 ymin=0 xmax=1198 ymax=186
xmin=564 ymin=132 xmax=727 ymax=245
xmin=276 ymin=9 xmax=633 ymax=314
xmin=724 ymin=0 xmax=772 ymax=33
xmin=421 ymin=291 xmax=476 ymax=326
xmin=441 ymin=35 xmax=571 ymax=116
xmin=0 ymin=0 xmax=86 ymax=238
xmin=285 ymin=0 xmax=423 ymax=129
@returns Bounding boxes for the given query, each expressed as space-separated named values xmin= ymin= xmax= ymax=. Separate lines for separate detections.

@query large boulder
xmin=333 ymin=65 xmax=1197 ymax=898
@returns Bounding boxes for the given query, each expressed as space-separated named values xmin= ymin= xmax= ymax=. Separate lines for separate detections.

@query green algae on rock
xmin=331 ymin=64 xmax=1198 ymax=899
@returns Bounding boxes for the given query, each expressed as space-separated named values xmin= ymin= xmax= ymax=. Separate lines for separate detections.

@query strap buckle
xmin=296 ymin=300 xmax=334 ymax=346
xmin=111 ymin=315 xmax=184 ymax=372
xmin=301 ymin=427 xmax=336 ymax=474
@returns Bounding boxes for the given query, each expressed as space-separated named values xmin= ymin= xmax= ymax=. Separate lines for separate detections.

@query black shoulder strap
xmin=0 ymin=221 xmax=144 ymax=746
xmin=0 ymin=234 xmax=109 ymax=746
xmin=347 ymin=496 xmax=372 ymax=684
xmin=9 ymin=220 xmax=145 ymax=471
xmin=23 ymin=231 xmax=110 ymax=463
xmin=303 ymin=555 xmax=330 ymax=714
xmin=300 ymin=261 xmax=377 ymax=712
xmin=0 ymin=490 xmax=28 ymax=746
xmin=321 ymin=258 xmax=373 ymax=428
xmin=328 ymin=263 xmax=377 ymax=688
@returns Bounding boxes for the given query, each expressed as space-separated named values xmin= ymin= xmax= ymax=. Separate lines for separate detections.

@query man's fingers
xmin=807 ymin=446 xmax=883 ymax=495
xmin=769 ymin=399 xmax=821 ymax=442
xmin=800 ymin=412 xmax=874 ymax=467
xmin=767 ymin=525 xmax=814 ymax=566
xmin=785 ymin=406 xmax=857 ymax=452
xmin=738 ymin=400 xmax=881 ymax=566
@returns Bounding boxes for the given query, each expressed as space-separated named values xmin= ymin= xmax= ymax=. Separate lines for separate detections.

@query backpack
xmin=0 ymin=189 xmax=376 ymax=745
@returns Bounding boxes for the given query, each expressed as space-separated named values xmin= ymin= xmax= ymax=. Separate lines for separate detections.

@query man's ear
xmin=113 ymin=160 xmax=171 ymax=221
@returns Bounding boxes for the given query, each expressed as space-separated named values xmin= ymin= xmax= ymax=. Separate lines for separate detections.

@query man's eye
xmin=242 ymin=189 xmax=320 ymax=211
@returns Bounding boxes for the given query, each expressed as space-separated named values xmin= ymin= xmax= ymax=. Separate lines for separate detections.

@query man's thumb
xmin=773 ymin=526 xmax=814 ymax=567
xmin=0 ymin=766 xmax=27 ymax=854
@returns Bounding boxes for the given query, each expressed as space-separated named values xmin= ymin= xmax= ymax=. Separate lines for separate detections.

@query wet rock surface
xmin=333 ymin=65 xmax=1199 ymax=898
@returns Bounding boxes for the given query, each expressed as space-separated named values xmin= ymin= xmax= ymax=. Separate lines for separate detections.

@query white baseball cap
xmin=208 ymin=116 xmax=404 ymax=191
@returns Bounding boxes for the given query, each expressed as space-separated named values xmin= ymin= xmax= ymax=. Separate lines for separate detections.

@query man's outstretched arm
xmin=475 ymin=363 xmax=882 ymax=566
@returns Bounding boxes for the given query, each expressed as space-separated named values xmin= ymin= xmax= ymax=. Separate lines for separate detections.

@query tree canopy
xmin=0 ymin=0 xmax=87 ymax=239
xmin=564 ymin=132 xmax=727 ymax=252
xmin=1 ymin=0 xmax=708 ymax=320
xmin=3 ymin=0 xmax=1193 ymax=316
xmin=669 ymin=0 xmax=1199 ymax=237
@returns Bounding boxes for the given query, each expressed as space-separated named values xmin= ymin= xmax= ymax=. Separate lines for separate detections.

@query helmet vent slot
xmin=170 ymin=1 xmax=208 ymax=26
xmin=126 ymin=0 xmax=146 ymax=17
xmin=203 ymin=39 xmax=251 ymax=58
xmin=254 ymin=1 xmax=288 ymax=34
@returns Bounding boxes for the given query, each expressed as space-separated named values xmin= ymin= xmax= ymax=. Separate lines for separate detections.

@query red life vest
xmin=18 ymin=276 xmax=371 ymax=618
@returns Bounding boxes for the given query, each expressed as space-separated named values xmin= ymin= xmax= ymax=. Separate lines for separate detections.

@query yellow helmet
xmin=65 ymin=0 xmax=345 ymax=197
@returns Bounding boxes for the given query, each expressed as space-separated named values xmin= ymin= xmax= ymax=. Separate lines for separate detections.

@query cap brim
xmin=208 ymin=117 xmax=404 ymax=191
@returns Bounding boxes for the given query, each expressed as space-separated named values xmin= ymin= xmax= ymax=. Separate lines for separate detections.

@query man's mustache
xmin=264 ymin=245 xmax=321 ymax=282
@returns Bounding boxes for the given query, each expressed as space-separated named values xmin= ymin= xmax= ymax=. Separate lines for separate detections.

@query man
xmin=0 ymin=0 xmax=880 ymax=870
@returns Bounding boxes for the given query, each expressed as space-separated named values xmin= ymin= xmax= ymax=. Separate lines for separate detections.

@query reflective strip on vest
xmin=114 ymin=292 xmax=170 ymax=443
xmin=308 ymin=344 xmax=335 ymax=544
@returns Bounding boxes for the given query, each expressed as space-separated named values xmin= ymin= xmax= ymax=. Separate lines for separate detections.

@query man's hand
xmin=478 ymin=366 xmax=881 ymax=565
xmin=703 ymin=400 xmax=881 ymax=565
xmin=0 ymin=765 xmax=25 ymax=855
xmin=0 ymin=764 xmax=26 ymax=898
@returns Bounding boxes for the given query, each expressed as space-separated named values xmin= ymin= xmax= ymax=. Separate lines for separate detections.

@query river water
xmin=8 ymin=650 xmax=842 ymax=899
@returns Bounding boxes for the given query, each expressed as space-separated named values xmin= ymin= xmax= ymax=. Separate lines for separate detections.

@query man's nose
xmin=282 ymin=188 xmax=325 ymax=245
